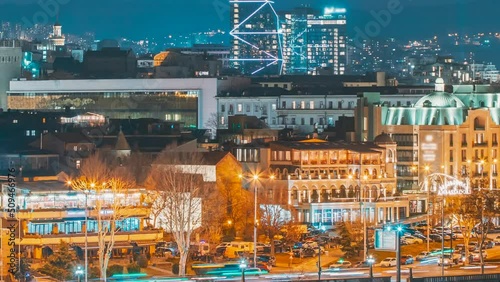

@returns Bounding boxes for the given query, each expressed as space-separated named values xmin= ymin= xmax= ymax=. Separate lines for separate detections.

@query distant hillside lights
xmin=352 ymin=0 xmax=403 ymax=48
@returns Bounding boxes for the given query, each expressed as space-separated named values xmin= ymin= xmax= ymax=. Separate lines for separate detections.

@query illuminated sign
xmin=324 ymin=7 xmax=346 ymax=15
xmin=374 ymin=229 xmax=396 ymax=251
xmin=424 ymin=173 xmax=471 ymax=195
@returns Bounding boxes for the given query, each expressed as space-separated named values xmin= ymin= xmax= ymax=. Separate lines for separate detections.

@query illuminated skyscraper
xmin=281 ymin=7 xmax=347 ymax=75
xmin=230 ymin=0 xmax=283 ymax=75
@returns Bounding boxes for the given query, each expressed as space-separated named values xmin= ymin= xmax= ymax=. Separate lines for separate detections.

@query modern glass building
xmin=7 ymin=78 xmax=218 ymax=129
xmin=229 ymin=0 xmax=283 ymax=75
xmin=281 ymin=7 xmax=347 ymax=75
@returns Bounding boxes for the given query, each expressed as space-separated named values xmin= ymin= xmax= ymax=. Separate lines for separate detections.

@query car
xmin=293 ymin=247 xmax=316 ymax=258
xmin=472 ymin=250 xmax=487 ymax=261
xmin=416 ymin=251 xmax=431 ymax=261
xmin=482 ymin=240 xmax=495 ymax=249
xmin=329 ymin=260 xmax=352 ymax=269
xmin=402 ymin=236 xmax=423 ymax=244
xmin=494 ymin=235 xmax=500 ymax=245
xmin=380 ymin=257 xmax=397 ymax=267
xmin=429 ymin=234 xmax=443 ymax=242
xmin=452 ymin=232 xmax=464 ymax=239
xmin=467 ymin=242 xmax=478 ymax=251
xmin=401 ymin=255 xmax=414 ymax=265
xmin=353 ymin=261 xmax=372 ymax=268
xmin=438 ymin=253 xmax=460 ymax=266
xmin=257 ymin=255 xmax=276 ymax=267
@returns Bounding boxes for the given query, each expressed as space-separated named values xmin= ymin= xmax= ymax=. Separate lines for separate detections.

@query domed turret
xmin=374 ymin=132 xmax=395 ymax=144
xmin=414 ymin=92 xmax=465 ymax=108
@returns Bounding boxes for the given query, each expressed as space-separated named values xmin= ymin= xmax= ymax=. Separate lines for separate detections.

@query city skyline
xmin=0 ymin=0 xmax=498 ymax=41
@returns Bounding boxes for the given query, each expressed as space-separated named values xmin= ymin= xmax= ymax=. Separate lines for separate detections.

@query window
xmin=494 ymin=133 xmax=498 ymax=144
xmin=310 ymin=118 xmax=314 ymax=125
xmin=301 ymin=118 xmax=305 ymax=125
xmin=449 ymin=150 xmax=453 ymax=162
xmin=300 ymin=101 xmax=305 ymax=109
xmin=76 ymin=160 xmax=81 ymax=169
xmin=292 ymin=101 xmax=296 ymax=109
xmin=291 ymin=118 xmax=296 ymax=125
xmin=271 ymin=118 xmax=276 ymax=125
xmin=282 ymin=101 xmax=286 ymax=108
xmin=272 ymin=104 xmax=276 ymax=110
xmin=320 ymin=101 xmax=324 ymax=109
xmin=309 ymin=101 xmax=314 ymax=109
xmin=12 ymin=119 xmax=18 ymax=124
xmin=237 ymin=104 xmax=243 ymax=112
xmin=246 ymin=104 xmax=250 ymax=112
xmin=462 ymin=134 xmax=466 ymax=144
xmin=283 ymin=84 xmax=288 ymax=89
xmin=221 ymin=116 xmax=225 ymax=125
xmin=42 ymin=118 xmax=46 ymax=124
xmin=449 ymin=134 xmax=453 ymax=146
xmin=221 ymin=105 xmax=225 ymax=112
xmin=254 ymin=105 xmax=259 ymax=112
xmin=25 ymin=130 xmax=30 ymax=136
xmin=31 ymin=130 xmax=35 ymax=136
xmin=461 ymin=150 xmax=466 ymax=161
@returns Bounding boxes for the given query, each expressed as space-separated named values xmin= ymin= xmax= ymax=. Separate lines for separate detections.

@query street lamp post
xmin=252 ymin=174 xmax=259 ymax=267
xmin=239 ymin=173 xmax=274 ymax=268
xmin=396 ymin=225 xmax=402 ymax=282
xmin=367 ymin=255 xmax=375 ymax=281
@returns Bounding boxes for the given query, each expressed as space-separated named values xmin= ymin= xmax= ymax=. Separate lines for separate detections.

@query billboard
xmin=374 ymin=229 xmax=397 ymax=251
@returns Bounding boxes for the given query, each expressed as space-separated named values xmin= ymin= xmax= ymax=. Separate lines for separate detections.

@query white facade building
xmin=217 ymin=86 xmax=432 ymax=134
xmin=8 ymin=78 xmax=218 ymax=129
xmin=0 ymin=45 xmax=22 ymax=110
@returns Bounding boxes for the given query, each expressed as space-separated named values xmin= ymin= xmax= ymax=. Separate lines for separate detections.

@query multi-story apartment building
xmin=230 ymin=0 xmax=282 ymax=75
xmin=280 ymin=7 xmax=347 ymax=75
xmin=217 ymin=83 xmax=433 ymax=134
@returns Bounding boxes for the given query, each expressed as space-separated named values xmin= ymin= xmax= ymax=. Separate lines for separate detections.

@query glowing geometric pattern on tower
xmin=230 ymin=0 xmax=283 ymax=75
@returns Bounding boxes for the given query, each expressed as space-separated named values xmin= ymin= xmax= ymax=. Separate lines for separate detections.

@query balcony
xmin=19 ymin=229 xmax=163 ymax=246
xmin=461 ymin=142 xmax=467 ymax=147
xmin=473 ymin=142 xmax=488 ymax=147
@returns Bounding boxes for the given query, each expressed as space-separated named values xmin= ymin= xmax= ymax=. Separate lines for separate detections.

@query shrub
xmin=127 ymin=262 xmax=141 ymax=274
xmin=107 ymin=265 xmax=124 ymax=277
xmin=136 ymin=254 xmax=149 ymax=268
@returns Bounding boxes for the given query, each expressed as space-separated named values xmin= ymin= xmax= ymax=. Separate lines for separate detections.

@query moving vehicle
xmin=416 ymin=251 xmax=431 ymax=261
xmin=494 ymin=235 xmax=500 ymax=245
xmin=380 ymin=257 xmax=397 ymax=267
xmin=438 ymin=253 xmax=460 ymax=266
xmin=401 ymin=255 xmax=414 ymax=265
xmin=353 ymin=261 xmax=372 ymax=268
xmin=329 ymin=260 xmax=352 ymax=269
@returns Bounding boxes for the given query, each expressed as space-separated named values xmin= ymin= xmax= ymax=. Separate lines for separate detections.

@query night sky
xmin=0 ymin=0 xmax=498 ymax=40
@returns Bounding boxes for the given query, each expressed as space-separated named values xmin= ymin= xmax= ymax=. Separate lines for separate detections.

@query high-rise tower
xmin=230 ymin=0 xmax=283 ymax=75
xmin=281 ymin=7 xmax=347 ymax=75
xmin=49 ymin=22 xmax=65 ymax=47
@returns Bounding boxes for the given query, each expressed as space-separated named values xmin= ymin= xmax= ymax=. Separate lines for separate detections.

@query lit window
xmin=221 ymin=116 xmax=225 ymax=125
xmin=76 ymin=160 xmax=81 ymax=169
xmin=237 ymin=104 xmax=243 ymax=112
xmin=26 ymin=130 xmax=30 ymax=136
xmin=12 ymin=119 xmax=18 ymax=124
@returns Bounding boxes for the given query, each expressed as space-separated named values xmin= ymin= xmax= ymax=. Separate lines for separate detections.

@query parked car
xmin=257 ymin=255 xmax=276 ymax=267
xmin=402 ymin=236 xmax=423 ymax=244
xmin=293 ymin=247 xmax=316 ymax=258
xmin=413 ymin=233 xmax=429 ymax=242
xmin=494 ymin=235 xmax=500 ymax=245
xmin=329 ymin=260 xmax=352 ymax=269
xmin=468 ymin=242 xmax=478 ymax=251
xmin=401 ymin=255 xmax=414 ymax=265
xmin=482 ymin=240 xmax=495 ymax=249
xmin=380 ymin=257 xmax=397 ymax=267
xmin=472 ymin=250 xmax=487 ymax=261
xmin=452 ymin=232 xmax=464 ymax=239
xmin=416 ymin=251 xmax=431 ymax=261
xmin=429 ymin=234 xmax=443 ymax=242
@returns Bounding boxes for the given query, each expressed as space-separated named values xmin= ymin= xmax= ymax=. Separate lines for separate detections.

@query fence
xmin=409 ymin=273 xmax=500 ymax=282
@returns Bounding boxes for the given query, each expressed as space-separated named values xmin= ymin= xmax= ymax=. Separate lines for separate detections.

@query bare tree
xmin=147 ymin=152 xmax=206 ymax=276
xmin=204 ymin=112 xmax=220 ymax=139
xmin=259 ymin=203 xmax=291 ymax=255
xmin=70 ymin=153 xmax=135 ymax=281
